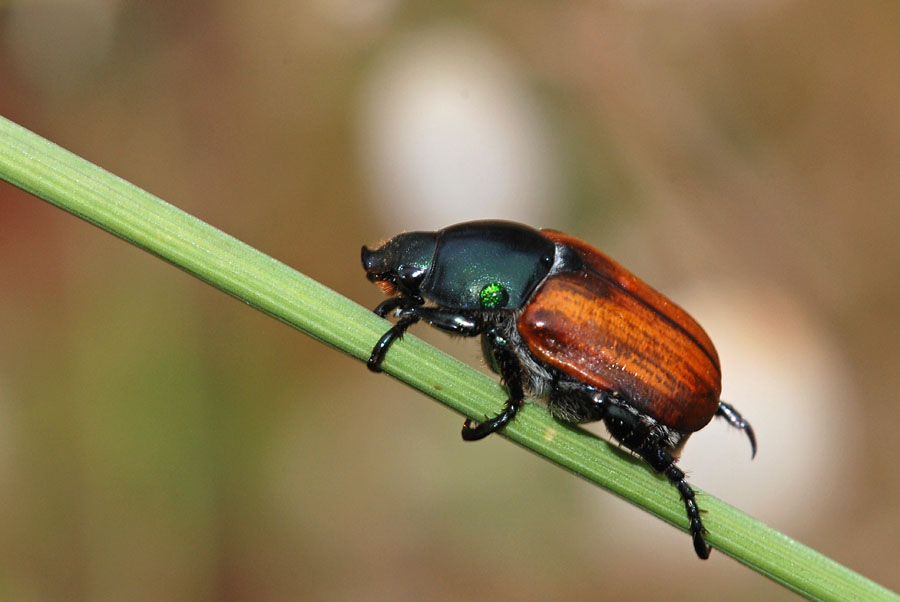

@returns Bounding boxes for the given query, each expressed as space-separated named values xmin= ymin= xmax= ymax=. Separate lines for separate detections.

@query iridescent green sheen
xmin=479 ymin=282 xmax=509 ymax=308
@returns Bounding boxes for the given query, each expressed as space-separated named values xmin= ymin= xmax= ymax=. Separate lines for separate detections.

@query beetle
xmin=361 ymin=220 xmax=755 ymax=559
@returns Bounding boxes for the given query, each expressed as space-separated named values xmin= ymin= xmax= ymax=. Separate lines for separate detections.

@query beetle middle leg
xmin=461 ymin=327 xmax=524 ymax=441
xmin=546 ymin=377 xmax=605 ymax=423
xmin=601 ymin=401 xmax=711 ymax=559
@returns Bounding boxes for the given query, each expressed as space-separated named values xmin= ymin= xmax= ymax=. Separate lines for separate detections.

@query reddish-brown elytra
xmin=519 ymin=230 xmax=721 ymax=434
xmin=362 ymin=220 xmax=755 ymax=559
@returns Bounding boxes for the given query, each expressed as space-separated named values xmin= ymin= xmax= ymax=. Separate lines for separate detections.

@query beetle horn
xmin=361 ymin=232 xmax=437 ymax=280
xmin=361 ymin=245 xmax=380 ymax=280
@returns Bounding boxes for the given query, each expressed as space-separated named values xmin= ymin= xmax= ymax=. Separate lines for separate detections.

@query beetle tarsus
xmin=691 ymin=529 xmax=711 ymax=560
xmin=667 ymin=465 xmax=711 ymax=559
xmin=374 ymin=297 xmax=405 ymax=318
xmin=367 ymin=313 xmax=420 ymax=372
xmin=715 ymin=401 xmax=757 ymax=458
xmin=461 ymin=327 xmax=524 ymax=441
xmin=461 ymin=400 xmax=521 ymax=440
xmin=658 ymin=457 xmax=711 ymax=560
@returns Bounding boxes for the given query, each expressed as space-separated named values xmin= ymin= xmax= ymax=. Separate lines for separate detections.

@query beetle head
xmin=361 ymin=231 xmax=437 ymax=299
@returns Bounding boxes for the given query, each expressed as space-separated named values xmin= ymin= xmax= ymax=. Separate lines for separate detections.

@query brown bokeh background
xmin=2 ymin=3 xmax=899 ymax=601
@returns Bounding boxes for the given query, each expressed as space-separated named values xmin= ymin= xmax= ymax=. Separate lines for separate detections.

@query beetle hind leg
xmin=641 ymin=447 xmax=711 ymax=559
xmin=602 ymin=402 xmax=711 ymax=559
xmin=716 ymin=401 xmax=757 ymax=458
xmin=647 ymin=447 xmax=711 ymax=559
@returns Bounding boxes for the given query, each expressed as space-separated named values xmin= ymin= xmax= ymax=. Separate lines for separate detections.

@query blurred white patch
xmin=580 ymin=279 xmax=858 ymax=557
xmin=309 ymin=0 xmax=398 ymax=32
xmin=3 ymin=0 xmax=120 ymax=92
xmin=678 ymin=281 xmax=858 ymax=522
xmin=356 ymin=25 xmax=561 ymax=230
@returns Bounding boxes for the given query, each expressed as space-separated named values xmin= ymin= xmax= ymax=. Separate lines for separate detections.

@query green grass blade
xmin=1 ymin=114 xmax=896 ymax=602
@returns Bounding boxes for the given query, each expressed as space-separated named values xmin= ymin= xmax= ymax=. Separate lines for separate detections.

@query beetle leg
xmin=374 ymin=297 xmax=406 ymax=318
xmin=367 ymin=312 xmax=421 ymax=372
xmin=602 ymin=402 xmax=711 ymax=559
xmin=461 ymin=327 xmax=523 ymax=441
xmin=369 ymin=305 xmax=482 ymax=372
xmin=716 ymin=401 xmax=757 ymax=458
xmin=643 ymin=447 xmax=711 ymax=560
xmin=411 ymin=307 xmax=484 ymax=337
xmin=369 ymin=294 xmax=429 ymax=372
xmin=546 ymin=379 xmax=606 ymax=423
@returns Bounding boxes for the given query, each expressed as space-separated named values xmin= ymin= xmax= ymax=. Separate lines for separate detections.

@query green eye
xmin=479 ymin=282 xmax=509 ymax=308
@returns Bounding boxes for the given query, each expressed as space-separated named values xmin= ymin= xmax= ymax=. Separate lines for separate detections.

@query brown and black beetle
xmin=362 ymin=220 xmax=755 ymax=559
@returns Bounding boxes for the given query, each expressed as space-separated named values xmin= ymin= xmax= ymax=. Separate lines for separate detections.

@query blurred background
xmin=1 ymin=2 xmax=898 ymax=600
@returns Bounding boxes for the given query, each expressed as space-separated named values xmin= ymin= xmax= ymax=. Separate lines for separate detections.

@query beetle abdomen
xmin=518 ymin=232 xmax=721 ymax=433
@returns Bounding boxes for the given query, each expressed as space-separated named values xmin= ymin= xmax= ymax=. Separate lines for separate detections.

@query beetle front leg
xmin=461 ymin=327 xmax=524 ymax=441
xmin=368 ymin=295 xmax=425 ymax=372
xmin=413 ymin=306 xmax=484 ymax=337
xmin=367 ymin=313 xmax=421 ymax=372
xmin=373 ymin=297 xmax=406 ymax=318
xmin=368 ymin=305 xmax=483 ymax=372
